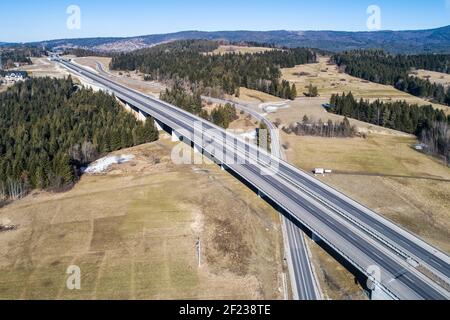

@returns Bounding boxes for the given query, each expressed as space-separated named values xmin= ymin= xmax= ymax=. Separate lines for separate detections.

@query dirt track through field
xmin=331 ymin=171 xmax=450 ymax=182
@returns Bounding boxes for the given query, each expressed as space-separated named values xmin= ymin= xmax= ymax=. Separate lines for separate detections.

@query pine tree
xmin=55 ymin=153 xmax=74 ymax=185
xmin=143 ymin=118 xmax=159 ymax=142
xmin=306 ymin=83 xmax=318 ymax=97
xmin=110 ymin=130 xmax=122 ymax=150
xmin=290 ymin=84 xmax=297 ymax=100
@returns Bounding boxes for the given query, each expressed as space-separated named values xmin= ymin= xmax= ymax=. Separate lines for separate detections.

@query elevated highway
xmin=59 ymin=59 xmax=450 ymax=300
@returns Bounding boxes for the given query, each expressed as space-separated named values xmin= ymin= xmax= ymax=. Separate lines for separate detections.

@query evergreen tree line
xmin=110 ymin=40 xmax=313 ymax=99
xmin=0 ymin=47 xmax=45 ymax=69
xmin=63 ymin=48 xmax=111 ymax=58
xmin=160 ymin=82 xmax=238 ymax=129
xmin=210 ymin=103 xmax=238 ymax=129
xmin=283 ymin=116 xmax=356 ymax=138
xmin=0 ymin=77 xmax=158 ymax=200
xmin=330 ymin=92 xmax=450 ymax=164
xmin=332 ymin=50 xmax=450 ymax=106
xmin=419 ymin=122 xmax=449 ymax=165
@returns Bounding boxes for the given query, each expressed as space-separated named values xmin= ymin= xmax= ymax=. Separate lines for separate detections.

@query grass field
xmin=0 ymin=137 xmax=284 ymax=300
xmin=412 ymin=69 xmax=450 ymax=88
xmin=282 ymin=133 xmax=450 ymax=254
xmin=73 ymin=57 xmax=112 ymax=71
xmin=21 ymin=57 xmax=69 ymax=79
xmin=234 ymin=87 xmax=284 ymax=104
xmin=282 ymin=57 xmax=450 ymax=115
xmin=266 ymin=97 xmax=411 ymax=136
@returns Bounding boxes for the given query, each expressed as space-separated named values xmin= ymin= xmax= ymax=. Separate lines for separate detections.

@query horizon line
xmin=1 ymin=24 xmax=448 ymax=44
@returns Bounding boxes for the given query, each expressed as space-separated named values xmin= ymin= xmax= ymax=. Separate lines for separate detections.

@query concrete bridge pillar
xmin=155 ymin=120 xmax=163 ymax=132
xmin=138 ymin=110 xmax=147 ymax=122
xmin=172 ymin=130 xmax=183 ymax=142
xmin=193 ymin=143 xmax=202 ymax=154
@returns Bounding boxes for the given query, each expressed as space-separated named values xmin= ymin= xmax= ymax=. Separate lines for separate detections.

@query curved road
xmin=202 ymin=96 xmax=321 ymax=300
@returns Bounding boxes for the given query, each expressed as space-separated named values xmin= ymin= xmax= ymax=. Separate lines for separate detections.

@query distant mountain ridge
xmin=16 ymin=26 xmax=450 ymax=54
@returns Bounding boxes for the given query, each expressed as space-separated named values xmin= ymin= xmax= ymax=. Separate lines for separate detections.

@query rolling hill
xmin=16 ymin=25 xmax=450 ymax=53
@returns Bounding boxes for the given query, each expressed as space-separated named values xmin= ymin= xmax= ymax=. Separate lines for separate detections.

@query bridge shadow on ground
xmin=221 ymin=163 xmax=372 ymax=298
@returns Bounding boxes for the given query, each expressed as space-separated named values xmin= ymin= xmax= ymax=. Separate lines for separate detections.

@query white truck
xmin=314 ymin=168 xmax=333 ymax=175
xmin=314 ymin=168 xmax=325 ymax=175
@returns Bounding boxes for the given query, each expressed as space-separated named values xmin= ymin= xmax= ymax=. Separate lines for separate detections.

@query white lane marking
xmin=403 ymin=275 xmax=415 ymax=284
xmin=430 ymin=260 xmax=443 ymax=268
xmin=372 ymin=252 xmax=384 ymax=261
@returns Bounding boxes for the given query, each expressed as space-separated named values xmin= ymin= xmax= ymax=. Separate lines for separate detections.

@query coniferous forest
xmin=284 ymin=116 xmax=356 ymax=138
xmin=330 ymin=92 xmax=450 ymax=164
xmin=0 ymin=77 xmax=158 ymax=200
xmin=160 ymin=82 xmax=238 ymax=129
xmin=332 ymin=50 xmax=450 ymax=106
xmin=0 ymin=46 xmax=45 ymax=68
xmin=110 ymin=40 xmax=314 ymax=99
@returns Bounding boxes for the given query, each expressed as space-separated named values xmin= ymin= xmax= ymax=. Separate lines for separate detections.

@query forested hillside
xmin=110 ymin=40 xmax=314 ymax=99
xmin=0 ymin=77 xmax=158 ymax=200
xmin=160 ymin=82 xmax=238 ymax=129
xmin=332 ymin=50 xmax=450 ymax=106
xmin=30 ymin=25 xmax=450 ymax=54
xmin=0 ymin=46 xmax=45 ymax=68
xmin=330 ymin=92 xmax=450 ymax=164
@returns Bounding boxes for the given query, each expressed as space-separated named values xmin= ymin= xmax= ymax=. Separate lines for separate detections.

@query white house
xmin=4 ymin=72 xmax=25 ymax=83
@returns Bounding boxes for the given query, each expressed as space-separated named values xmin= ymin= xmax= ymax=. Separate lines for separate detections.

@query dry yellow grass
xmin=234 ymin=87 xmax=284 ymax=104
xmin=267 ymin=98 xmax=411 ymax=136
xmin=73 ymin=57 xmax=112 ymax=71
xmin=21 ymin=57 xmax=68 ymax=79
xmin=0 ymin=138 xmax=284 ymax=300
xmin=411 ymin=69 xmax=450 ymax=87
xmin=282 ymin=57 xmax=450 ymax=115
xmin=284 ymin=133 xmax=450 ymax=178
xmin=228 ymin=113 xmax=259 ymax=132
xmin=282 ymin=133 xmax=450 ymax=253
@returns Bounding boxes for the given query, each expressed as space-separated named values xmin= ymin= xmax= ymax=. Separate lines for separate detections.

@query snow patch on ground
xmin=82 ymin=155 xmax=135 ymax=174
xmin=259 ymin=101 xmax=291 ymax=113
xmin=239 ymin=130 xmax=257 ymax=141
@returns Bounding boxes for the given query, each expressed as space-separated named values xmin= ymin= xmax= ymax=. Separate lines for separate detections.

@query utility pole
xmin=195 ymin=237 xmax=201 ymax=268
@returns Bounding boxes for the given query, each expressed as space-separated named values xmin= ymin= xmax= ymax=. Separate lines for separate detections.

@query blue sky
xmin=1 ymin=0 xmax=449 ymax=42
